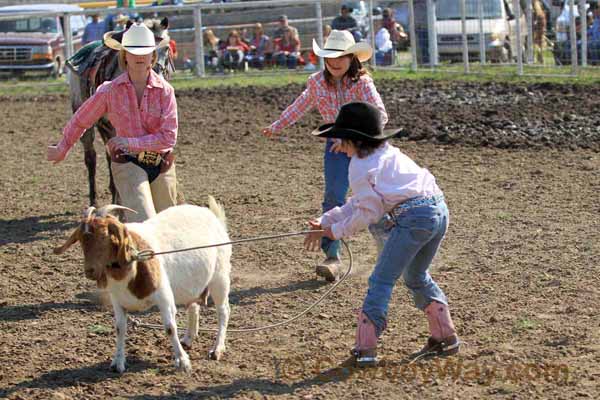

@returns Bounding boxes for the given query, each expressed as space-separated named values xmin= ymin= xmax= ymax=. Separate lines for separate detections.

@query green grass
xmin=513 ymin=318 xmax=539 ymax=333
xmin=1 ymin=61 xmax=600 ymax=97
xmin=88 ymin=324 xmax=112 ymax=335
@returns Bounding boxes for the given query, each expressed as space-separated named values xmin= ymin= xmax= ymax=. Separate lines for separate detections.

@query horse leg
xmin=105 ymin=151 xmax=118 ymax=204
xmin=80 ymin=128 xmax=97 ymax=207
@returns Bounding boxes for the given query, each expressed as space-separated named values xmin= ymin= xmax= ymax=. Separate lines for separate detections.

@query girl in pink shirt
xmin=262 ymin=30 xmax=387 ymax=283
xmin=47 ymin=23 xmax=178 ymax=222
xmin=305 ymin=102 xmax=460 ymax=367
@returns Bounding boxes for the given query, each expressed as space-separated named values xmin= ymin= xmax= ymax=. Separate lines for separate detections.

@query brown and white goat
xmin=54 ymin=197 xmax=231 ymax=373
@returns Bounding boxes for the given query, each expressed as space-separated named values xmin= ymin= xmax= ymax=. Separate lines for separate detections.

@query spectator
xmin=82 ymin=14 xmax=105 ymax=45
xmin=306 ymin=25 xmax=331 ymax=70
xmin=219 ymin=30 xmax=250 ymax=72
xmin=331 ymin=4 xmax=360 ymax=41
xmin=375 ymin=21 xmax=393 ymax=65
xmin=382 ymin=7 xmax=408 ymax=49
xmin=532 ymin=0 xmax=547 ymax=64
xmin=247 ymin=23 xmax=270 ymax=69
xmin=589 ymin=1 xmax=600 ymax=63
xmin=203 ymin=29 xmax=221 ymax=69
xmin=413 ymin=0 xmax=433 ymax=65
xmin=273 ymin=15 xmax=298 ymax=40
xmin=114 ymin=14 xmax=129 ymax=32
xmin=273 ymin=27 xmax=301 ymax=69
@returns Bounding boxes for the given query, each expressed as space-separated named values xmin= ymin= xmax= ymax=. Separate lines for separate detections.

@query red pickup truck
xmin=0 ymin=4 xmax=87 ymax=77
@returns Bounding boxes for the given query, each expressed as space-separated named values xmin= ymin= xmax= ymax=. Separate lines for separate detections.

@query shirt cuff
xmin=331 ymin=223 xmax=345 ymax=241
xmin=270 ymin=120 xmax=283 ymax=133
xmin=56 ymin=139 xmax=70 ymax=159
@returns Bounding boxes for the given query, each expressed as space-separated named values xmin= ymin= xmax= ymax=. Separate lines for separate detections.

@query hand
xmin=304 ymin=220 xmax=323 ymax=252
xmin=106 ymin=137 xmax=129 ymax=155
xmin=329 ymin=138 xmax=343 ymax=153
xmin=47 ymin=144 xmax=65 ymax=164
xmin=261 ymin=126 xmax=276 ymax=138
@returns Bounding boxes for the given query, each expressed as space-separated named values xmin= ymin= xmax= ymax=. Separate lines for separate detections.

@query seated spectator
xmin=375 ymin=21 xmax=393 ymax=66
xmin=331 ymin=4 xmax=360 ymax=42
xmin=273 ymin=15 xmax=298 ymax=40
xmin=306 ymin=24 xmax=332 ymax=69
xmin=273 ymin=27 xmax=301 ymax=69
xmin=204 ymin=29 xmax=221 ymax=69
xmin=246 ymin=23 xmax=270 ymax=69
xmin=219 ymin=30 xmax=250 ymax=71
xmin=382 ymin=7 xmax=408 ymax=49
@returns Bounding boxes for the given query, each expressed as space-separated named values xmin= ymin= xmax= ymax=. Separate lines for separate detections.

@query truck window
xmin=0 ymin=17 xmax=58 ymax=33
xmin=436 ymin=0 xmax=503 ymax=20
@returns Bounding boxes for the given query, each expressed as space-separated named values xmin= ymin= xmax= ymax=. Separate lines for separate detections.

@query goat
xmin=54 ymin=197 xmax=231 ymax=373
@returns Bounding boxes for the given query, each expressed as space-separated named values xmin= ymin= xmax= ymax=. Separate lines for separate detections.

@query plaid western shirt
xmin=269 ymin=71 xmax=387 ymax=133
xmin=57 ymin=70 xmax=177 ymax=158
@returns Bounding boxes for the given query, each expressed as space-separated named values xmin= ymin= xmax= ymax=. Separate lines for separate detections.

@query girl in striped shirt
xmin=262 ymin=30 xmax=387 ymax=283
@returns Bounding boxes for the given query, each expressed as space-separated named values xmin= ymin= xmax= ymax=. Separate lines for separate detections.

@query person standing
xmin=262 ymin=30 xmax=387 ymax=282
xmin=82 ymin=15 xmax=105 ymax=45
xmin=48 ymin=24 xmax=178 ymax=222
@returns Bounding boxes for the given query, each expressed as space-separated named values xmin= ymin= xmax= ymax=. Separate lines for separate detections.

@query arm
xmin=360 ymin=77 xmax=388 ymax=126
xmin=269 ymin=75 xmax=317 ymax=133
xmin=126 ymin=84 xmax=178 ymax=153
xmin=329 ymin=171 xmax=385 ymax=240
xmin=54 ymin=83 xmax=110 ymax=159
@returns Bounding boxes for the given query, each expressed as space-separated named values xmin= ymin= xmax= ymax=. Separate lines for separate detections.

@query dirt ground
xmin=1 ymin=80 xmax=599 ymax=399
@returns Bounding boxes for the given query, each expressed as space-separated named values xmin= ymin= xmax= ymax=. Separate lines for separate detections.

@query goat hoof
xmin=110 ymin=361 xmax=126 ymax=373
xmin=175 ymin=355 xmax=192 ymax=373
xmin=181 ymin=341 xmax=193 ymax=351
xmin=208 ymin=349 xmax=222 ymax=361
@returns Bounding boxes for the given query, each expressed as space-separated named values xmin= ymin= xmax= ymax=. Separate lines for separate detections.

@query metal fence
xmin=0 ymin=0 xmax=599 ymax=80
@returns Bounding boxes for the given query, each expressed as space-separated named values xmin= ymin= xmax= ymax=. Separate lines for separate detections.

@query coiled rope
xmin=128 ymin=230 xmax=352 ymax=333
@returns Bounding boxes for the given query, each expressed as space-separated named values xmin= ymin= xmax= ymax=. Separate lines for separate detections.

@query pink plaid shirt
xmin=269 ymin=71 xmax=387 ymax=133
xmin=57 ymin=70 xmax=177 ymax=157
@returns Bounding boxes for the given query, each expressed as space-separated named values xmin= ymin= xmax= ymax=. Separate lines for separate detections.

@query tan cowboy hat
xmin=312 ymin=29 xmax=372 ymax=62
xmin=103 ymin=23 xmax=169 ymax=55
xmin=115 ymin=14 xmax=128 ymax=24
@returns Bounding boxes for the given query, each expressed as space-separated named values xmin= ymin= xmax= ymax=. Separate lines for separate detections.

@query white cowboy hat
xmin=312 ymin=29 xmax=372 ymax=62
xmin=104 ymin=23 xmax=169 ymax=55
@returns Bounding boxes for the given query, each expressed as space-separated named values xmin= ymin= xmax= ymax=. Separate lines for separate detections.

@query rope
xmin=129 ymin=233 xmax=352 ymax=334
xmin=133 ymin=230 xmax=327 ymax=261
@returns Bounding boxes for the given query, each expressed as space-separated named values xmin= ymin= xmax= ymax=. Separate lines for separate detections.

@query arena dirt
xmin=1 ymin=80 xmax=599 ymax=399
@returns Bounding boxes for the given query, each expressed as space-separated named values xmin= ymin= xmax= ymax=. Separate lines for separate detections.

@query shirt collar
xmin=115 ymin=69 xmax=164 ymax=89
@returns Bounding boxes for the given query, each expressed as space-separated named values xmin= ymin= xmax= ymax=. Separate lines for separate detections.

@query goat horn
xmin=96 ymin=205 xmax=138 ymax=218
xmin=81 ymin=206 xmax=97 ymax=235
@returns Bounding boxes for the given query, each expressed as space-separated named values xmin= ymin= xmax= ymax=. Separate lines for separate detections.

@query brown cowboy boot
xmin=351 ymin=311 xmax=379 ymax=367
xmin=315 ymin=257 xmax=341 ymax=283
xmin=411 ymin=301 xmax=460 ymax=360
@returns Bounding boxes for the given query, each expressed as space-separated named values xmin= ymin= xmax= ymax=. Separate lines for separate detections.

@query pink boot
xmin=352 ymin=311 xmax=379 ymax=367
xmin=411 ymin=301 xmax=460 ymax=359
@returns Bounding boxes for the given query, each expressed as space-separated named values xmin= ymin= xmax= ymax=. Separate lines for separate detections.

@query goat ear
xmin=108 ymin=220 xmax=131 ymax=266
xmin=54 ymin=226 xmax=81 ymax=254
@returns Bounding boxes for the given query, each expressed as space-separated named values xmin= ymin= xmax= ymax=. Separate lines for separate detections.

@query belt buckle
xmin=137 ymin=151 xmax=162 ymax=167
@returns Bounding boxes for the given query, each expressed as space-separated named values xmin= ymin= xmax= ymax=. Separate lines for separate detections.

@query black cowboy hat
xmin=311 ymin=102 xmax=404 ymax=141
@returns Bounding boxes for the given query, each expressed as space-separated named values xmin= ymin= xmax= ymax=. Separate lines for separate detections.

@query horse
xmin=67 ymin=18 xmax=175 ymax=207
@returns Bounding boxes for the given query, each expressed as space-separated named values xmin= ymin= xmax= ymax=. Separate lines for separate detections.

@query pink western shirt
xmin=269 ymin=71 xmax=388 ymax=133
xmin=319 ymin=142 xmax=442 ymax=240
xmin=57 ymin=70 xmax=177 ymax=158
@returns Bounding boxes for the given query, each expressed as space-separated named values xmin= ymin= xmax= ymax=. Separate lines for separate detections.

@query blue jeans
xmin=363 ymin=199 xmax=449 ymax=335
xmin=321 ymin=139 xmax=350 ymax=259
